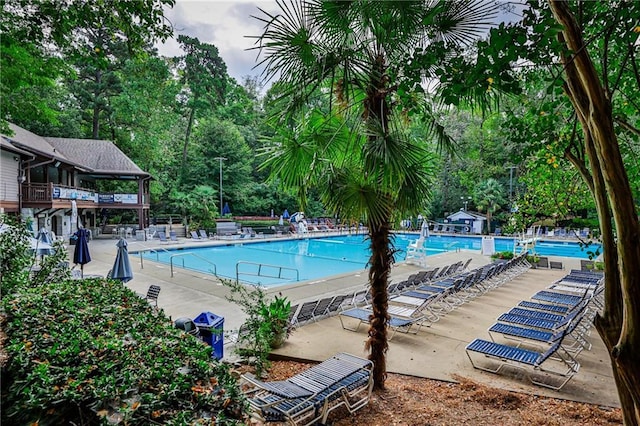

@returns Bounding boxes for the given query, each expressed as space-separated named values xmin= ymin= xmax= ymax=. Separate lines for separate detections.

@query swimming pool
xmin=138 ymin=234 xmax=599 ymax=287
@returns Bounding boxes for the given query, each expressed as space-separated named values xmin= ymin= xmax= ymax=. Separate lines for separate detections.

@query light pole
xmin=213 ymin=157 xmax=227 ymax=215
xmin=460 ymin=196 xmax=471 ymax=212
xmin=506 ymin=166 xmax=517 ymax=199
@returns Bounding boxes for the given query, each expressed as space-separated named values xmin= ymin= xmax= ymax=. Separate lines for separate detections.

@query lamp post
xmin=460 ymin=196 xmax=472 ymax=212
xmin=213 ymin=157 xmax=227 ymax=215
xmin=506 ymin=166 xmax=517 ymax=199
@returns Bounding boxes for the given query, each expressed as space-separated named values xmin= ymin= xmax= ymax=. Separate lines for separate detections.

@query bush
xmin=490 ymin=251 xmax=514 ymax=260
xmin=1 ymin=276 xmax=246 ymax=424
xmin=223 ymin=279 xmax=293 ymax=377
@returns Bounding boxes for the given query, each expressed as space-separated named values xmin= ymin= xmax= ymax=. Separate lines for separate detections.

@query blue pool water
xmin=138 ymin=234 xmax=600 ymax=287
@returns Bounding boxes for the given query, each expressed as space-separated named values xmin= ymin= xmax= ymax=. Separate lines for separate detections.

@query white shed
xmin=446 ymin=210 xmax=487 ymax=234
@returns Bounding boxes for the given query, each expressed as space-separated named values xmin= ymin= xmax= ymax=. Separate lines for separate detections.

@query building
xmin=445 ymin=210 xmax=487 ymax=234
xmin=1 ymin=123 xmax=150 ymax=239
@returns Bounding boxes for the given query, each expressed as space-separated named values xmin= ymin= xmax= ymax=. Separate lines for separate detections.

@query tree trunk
xmin=550 ymin=1 xmax=640 ymax=423
xmin=365 ymin=218 xmax=392 ymax=390
xmin=92 ymin=70 xmax=102 ymax=139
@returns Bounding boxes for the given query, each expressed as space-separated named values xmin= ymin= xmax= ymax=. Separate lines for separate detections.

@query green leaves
xmin=2 ymin=278 xmax=246 ymax=424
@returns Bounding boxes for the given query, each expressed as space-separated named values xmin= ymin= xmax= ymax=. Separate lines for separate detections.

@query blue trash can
xmin=193 ymin=311 xmax=224 ymax=360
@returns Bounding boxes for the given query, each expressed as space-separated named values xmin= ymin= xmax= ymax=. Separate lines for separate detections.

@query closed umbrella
xmin=283 ymin=209 xmax=290 ymax=219
xmin=222 ymin=202 xmax=231 ymax=215
xmin=278 ymin=215 xmax=284 ymax=226
xmin=36 ymin=228 xmax=54 ymax=256
xmin=73 ymin=228 xmax=91 ymax=278
xmin=421 ymin=220 xmax=430 ymax=239
xmin=111 ymin=238 xmax=133 ymax=282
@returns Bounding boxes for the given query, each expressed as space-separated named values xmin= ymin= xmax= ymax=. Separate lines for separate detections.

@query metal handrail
xmin=133 ymin=244 xmax=172 ymax=269
xmin=236 ymin=261 xmax=299 ymax=284
xmin=444 ymin=241 xmax=460 ymax=252
xmin=170 ymin=252 xmax=217 ymax=278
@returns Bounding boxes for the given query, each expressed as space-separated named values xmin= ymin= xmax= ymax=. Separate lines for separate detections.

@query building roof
xmin=5 ymin=123 xmax=70 ymax=163
xmin=447 ymin=210 xmax=487 ymax=221
xmin=1 ymin=123 xmax=148 ymax=178
xmin=47 ymin=137 xmax=148 ymax=177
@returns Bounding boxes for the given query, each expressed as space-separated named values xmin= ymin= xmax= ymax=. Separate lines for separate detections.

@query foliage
xmin=490 ymin=251 xmax=513 ymax=261
xmin=223 ymin=279 xmax=293 ymax=377
xmin=1 ymin=279 xmax=246 ymax=425
xmin=0 ymin=217 xmax=32 ymax=294
xmin=473 ymin=178 xmax=506 ymax=234
xmin=0 ymin=215 xmax=246 ymax=425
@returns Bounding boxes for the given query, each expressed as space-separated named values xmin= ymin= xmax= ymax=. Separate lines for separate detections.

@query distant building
xmin=1 ymin=123 xmax=150 ymax=239
xmin=445 ymin=210 xmax=487 ymax=234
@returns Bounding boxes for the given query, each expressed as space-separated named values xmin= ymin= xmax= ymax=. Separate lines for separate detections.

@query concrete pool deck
xmin=69 ymin=233 xmax=619 ymax=409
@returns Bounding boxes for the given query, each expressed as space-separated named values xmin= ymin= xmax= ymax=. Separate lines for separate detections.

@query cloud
xmin=157 ymin=0 xmax=278 ymax=85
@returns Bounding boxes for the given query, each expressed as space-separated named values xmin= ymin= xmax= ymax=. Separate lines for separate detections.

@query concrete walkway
xmin=71 ymin=234 xmax=619 ymax=408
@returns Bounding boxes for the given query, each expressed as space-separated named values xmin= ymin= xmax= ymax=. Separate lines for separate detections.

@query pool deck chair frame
xmin=338 ymin=307 xmax=426 ymax=338
xmin=465 ymin=328 xmax=580 ymax=391
xmin=242 ymin=352 xmax=373 ymax=426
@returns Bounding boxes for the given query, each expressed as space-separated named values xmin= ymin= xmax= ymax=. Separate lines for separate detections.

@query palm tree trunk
xmin=365 ymin=218 xmax=392 ymax=390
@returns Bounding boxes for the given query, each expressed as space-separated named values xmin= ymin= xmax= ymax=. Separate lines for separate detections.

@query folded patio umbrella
xmin=222 ymin=202 xmax=231 ymax=215
xmin=283 ymin=209 xmax=290 ymax=219
xmin=111 ymin=238 xmax=133 ymax=283
xmin=421 ymin=220 xmax=430 ymax=238
xmin=73 ymin=228 xmax=91 ymax=278
xmin=36 ymin=227 xmax=54 ymax=256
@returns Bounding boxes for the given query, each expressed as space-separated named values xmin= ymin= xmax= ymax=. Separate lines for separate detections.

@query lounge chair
xmin=169 ymin=231 xmax=183 ymax=243
xmin=190 ymin=230 xmax=204 ymax=241
xmin=311 ymin=297 xmax=335 ymax=321
xmin=291 ymin=300 xmax=318 ymax=327
xmin=465 ymin=328 xmax=580 ymax=390
xmin=488 ymin=312 xmax=590 ymax=354
xmin=242 ymin=352 xmax=373 ymax=426
xmin=144 ymin=284 xmax=161 ymax=307
xmin=199 ymin=229 xmax=211 ymax=239
xmin=338 ymin=307 xmax=426 ymax=338
xmin=157 ymin=231 xmax=169 ymax=244
xmin=324 ymin=295 xmax=349 ymax=315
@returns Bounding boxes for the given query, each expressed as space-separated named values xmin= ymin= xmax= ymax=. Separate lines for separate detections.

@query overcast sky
xmin=157 ymin=0 xmax=278 ymax=85
xmin=157 ymin=1 xmax=526 ymax=88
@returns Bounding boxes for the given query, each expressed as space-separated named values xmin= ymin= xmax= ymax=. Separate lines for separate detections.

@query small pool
xmin=137 ymin=234 xmax=599 ymax=287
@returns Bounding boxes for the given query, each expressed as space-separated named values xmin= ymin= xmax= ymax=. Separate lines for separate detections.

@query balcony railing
xmin=21 ymin=183 xmax=148 ymax=206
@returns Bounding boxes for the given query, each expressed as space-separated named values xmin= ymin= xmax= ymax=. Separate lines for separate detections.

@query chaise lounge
xmin=241 ymin=352 xmax=373 ymax=425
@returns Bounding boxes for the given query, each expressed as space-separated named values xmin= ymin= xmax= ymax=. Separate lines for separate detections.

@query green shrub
xmin=223 ymin=279 xmax=293 ymax=377
xmin=1 ymin=279 xmax=247 ymax=425
xmin=490 ymin=251 xmax=514 ymax=260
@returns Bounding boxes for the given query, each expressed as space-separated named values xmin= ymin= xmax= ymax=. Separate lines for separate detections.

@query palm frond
xmin=432 ymin=0 xmax=499 ymax=46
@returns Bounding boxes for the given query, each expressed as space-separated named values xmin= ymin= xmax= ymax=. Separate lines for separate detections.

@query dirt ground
xmin=262 ymin=360 xmax=622 ymax=426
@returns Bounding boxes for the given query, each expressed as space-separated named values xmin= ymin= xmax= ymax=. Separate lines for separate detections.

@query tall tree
xmin=466 ymin=1 xmax=640 ymax=421
xmin=173 ymin=35 xmax=228 ymax=174
xmin=1 ymin=0 xmax=174 ymax=137
xmin=473 ymin=178 xmax=505 ymax=233
xmin=254 ymin=0 xmax=498 ymax=389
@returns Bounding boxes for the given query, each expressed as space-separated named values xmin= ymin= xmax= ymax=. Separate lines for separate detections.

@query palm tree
xmin=253 ymin=0 xmax=498 ymax=389
xmin=473 ymin=178 xmax=505 ymax=234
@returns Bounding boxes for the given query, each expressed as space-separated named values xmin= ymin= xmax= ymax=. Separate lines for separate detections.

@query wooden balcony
xmin=21 ymin=183 xmax=149 ymax=210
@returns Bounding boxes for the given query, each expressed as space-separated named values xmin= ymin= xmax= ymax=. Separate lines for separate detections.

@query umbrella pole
xmin=81 ymin=264 xmax=84 ymax=278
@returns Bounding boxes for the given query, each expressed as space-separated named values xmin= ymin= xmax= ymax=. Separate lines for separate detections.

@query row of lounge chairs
xmin=465 ymin=269 xmax=604 ymax=390
xmin=284 ymin=260 xmax=472 ymax=334
xmin=241 ymin=352 xmax=373 ymax=425
xmin=338 ymin=254 xmax=532 ymax=339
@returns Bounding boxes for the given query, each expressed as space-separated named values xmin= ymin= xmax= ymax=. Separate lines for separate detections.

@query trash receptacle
xmin=174 ymin=317 xmax=199 ymax=336
xmin=193 ymin=311 xmax=224 ymax=360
